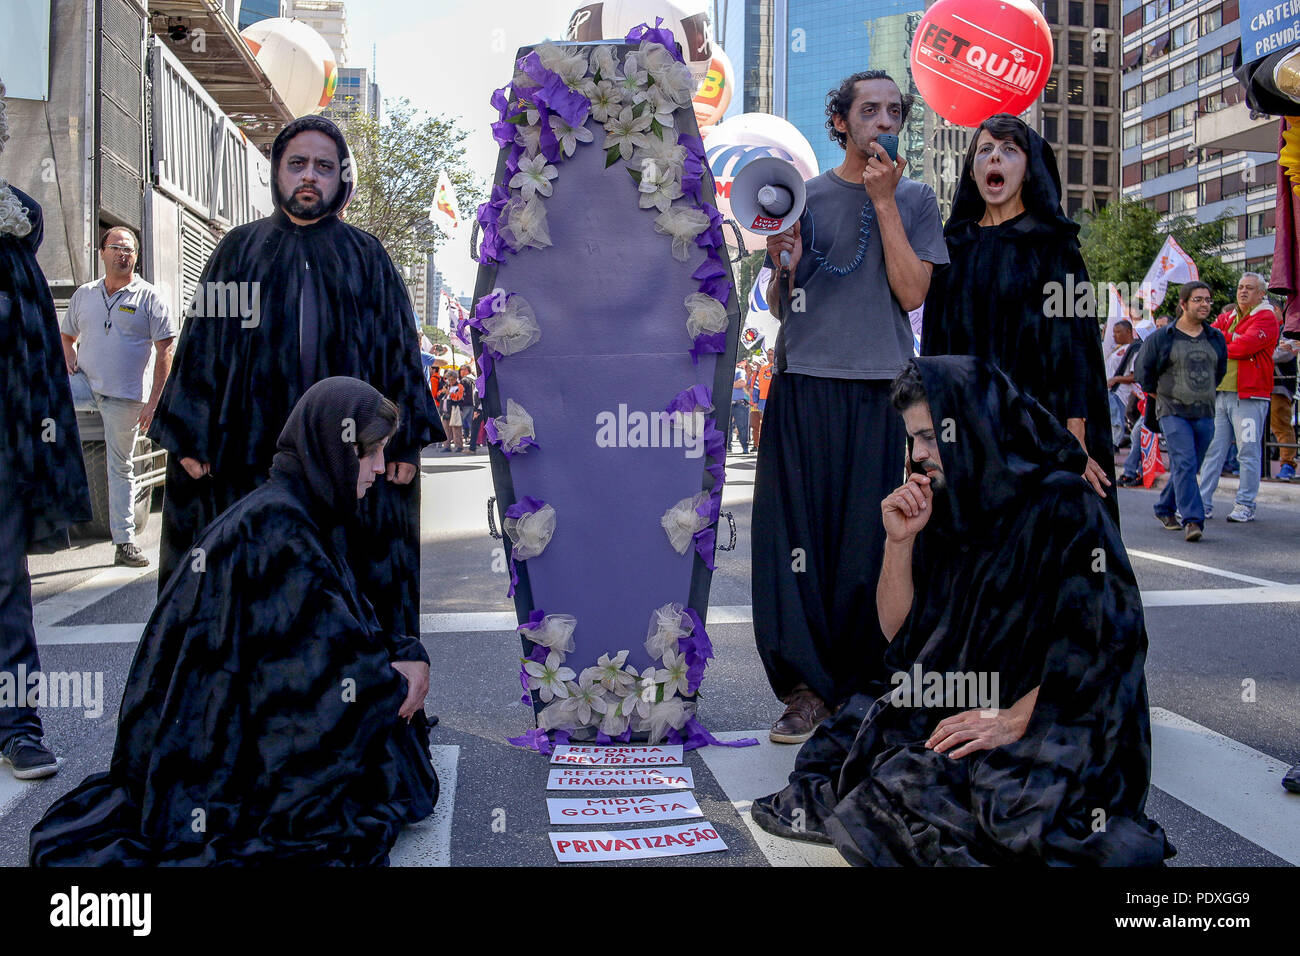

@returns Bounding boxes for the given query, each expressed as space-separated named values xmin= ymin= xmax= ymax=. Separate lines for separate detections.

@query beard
xmin=284 ymin=187 xmax=330 ymax=220
xmin=919 ymin=460 xmax=947 ymax=491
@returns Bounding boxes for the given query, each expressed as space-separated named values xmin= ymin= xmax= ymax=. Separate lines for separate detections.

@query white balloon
xmin=240 ymin=18 xmax=338 ymax=118
xmin=564 ymin=0 xmax=713 ymax=84
xmin=702 ymin=114 xmax=820 ymax=252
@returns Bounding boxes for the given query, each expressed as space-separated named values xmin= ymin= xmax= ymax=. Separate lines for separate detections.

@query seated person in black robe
xmin=29 ymin=377 xmax=438 ymax=866
xmin=750 ymin=357 xmax=1173 ymax=866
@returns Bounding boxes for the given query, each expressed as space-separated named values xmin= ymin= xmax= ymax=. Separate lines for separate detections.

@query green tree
xmin=1078 ymin=199 xmax=1241 ymax=318
xmin=340 ymin=99 xmax=485 ymax=270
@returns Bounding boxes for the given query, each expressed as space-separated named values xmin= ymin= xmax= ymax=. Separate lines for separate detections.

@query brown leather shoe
xmin=769 ymin=686 xmax=830 ymax=744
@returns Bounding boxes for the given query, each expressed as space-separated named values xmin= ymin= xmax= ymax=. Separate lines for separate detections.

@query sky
xmin=342 ymin=0 xmax=711 ymax=300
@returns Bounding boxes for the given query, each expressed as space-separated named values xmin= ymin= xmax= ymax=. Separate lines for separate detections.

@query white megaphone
xmin=730 ymin=156 xmax=807 ymax=269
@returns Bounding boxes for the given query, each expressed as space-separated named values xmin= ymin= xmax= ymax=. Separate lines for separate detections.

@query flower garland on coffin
xmin=474 ymin=24 xmax=752 ymax=750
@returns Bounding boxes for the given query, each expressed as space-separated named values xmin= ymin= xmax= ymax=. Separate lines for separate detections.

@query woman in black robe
xmin=750 ymin=357 xmax=1172 ymax=865
xmin=921 ymin=113 xmax=1116 ymax=522
xmin=29 ymin=377 xmax=437 ymax=866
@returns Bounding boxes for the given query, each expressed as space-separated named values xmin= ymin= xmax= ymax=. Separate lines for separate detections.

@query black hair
xmin=961 ymin=113 xmax=1033 ymax=189
xmin=1178 ymin=280 xmax=1212 ymax=305
xmin=356 ymin=397 xmax=400 ymax=458
xmin=1114 ymin=319 xmax=1133 ymax=332
xmin=889 ymin=360 xmax=927 ymax=413
xmin=99 ymin=225 xmax=138 ymax=251
xmin=826 ymin=71 xmax=914 ymax=148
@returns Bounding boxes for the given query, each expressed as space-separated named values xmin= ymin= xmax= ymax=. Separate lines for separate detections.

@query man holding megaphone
xmin=747 ymin=71 xmax=948 ymax=745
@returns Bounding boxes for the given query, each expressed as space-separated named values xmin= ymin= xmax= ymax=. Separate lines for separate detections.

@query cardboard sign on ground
xmin=550 ymin=822 xmax=727 ymax=861
xmin=545 ymin=766 xmax=695 ymax=790
xmin=547 ymin=792 xmax=704 ymax=825
xmin=550 ymin=744 xmax=684 ymax=766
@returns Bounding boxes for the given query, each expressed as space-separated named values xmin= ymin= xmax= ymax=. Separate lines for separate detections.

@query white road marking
xmin=697 ymin=731 xmax=847 ymax=867
xmin=31 ymin=561 xmax=155 ymax=630
xmin=1141 ymin=585 xmax=1300 ymax=607
xmin=390 ymin=744 xmax=459 ymax=867
xmin=1150 ymin=708 xmax=1300 ymax=865
xmin=1126 ymin=549 xmax=1286 ymax=587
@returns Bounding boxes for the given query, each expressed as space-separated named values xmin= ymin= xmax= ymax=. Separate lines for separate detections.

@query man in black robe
xmin=0 ymin=85 xmax=92 ymax=779
xmin=150 ymin=115 xmax=442 ymax=655
xmin=750 ymin=357 xmax=1173 ymax=865
xmin=30 ymin=378 xmax=437 ymax=865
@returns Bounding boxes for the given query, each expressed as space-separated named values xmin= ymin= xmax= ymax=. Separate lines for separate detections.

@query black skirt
xmin=751 ymin=372 xmax=904 ymax=706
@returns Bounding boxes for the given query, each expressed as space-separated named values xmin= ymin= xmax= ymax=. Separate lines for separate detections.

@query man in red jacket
xmin=1197 ymin=273 xmax=1280 ymax=522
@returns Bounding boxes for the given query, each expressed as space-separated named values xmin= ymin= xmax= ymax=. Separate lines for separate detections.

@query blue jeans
xmin=1156 ymin=415 xmax=1214 ymax=525
xmin=0 ymin=501 xmax=42 ymax=746
xmin=1122 ymin=419 xmax=1143 ymax=478
xmin=69 ymin=371 xmax=144 ymax=544
xmin=730 ymin=401 xmax=750 ymax=453
xmin=1198 ymin=392 xmax=1271 ymax=513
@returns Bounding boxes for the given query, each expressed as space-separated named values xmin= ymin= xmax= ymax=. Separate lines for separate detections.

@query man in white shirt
xmin=1105 ymin=320 xmax=1140 ymax=449
xmin=60 ymin=227 xmax=177 ymax=566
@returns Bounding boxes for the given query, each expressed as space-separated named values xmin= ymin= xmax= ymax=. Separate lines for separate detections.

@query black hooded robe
xmin=29 ymin=378 xmax=437 ymax=866
xmin=149 ymin=117 xmax=443 ymax=657
xmin=921 ymin=127 xmax=1118 ymax=525
xmin=0 ymin=187 xmax=91 ymax=746
xmin=751 ymin=357 xmax=1173 ymax=866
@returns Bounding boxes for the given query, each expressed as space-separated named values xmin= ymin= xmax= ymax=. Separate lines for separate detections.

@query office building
xmin=285 ymin=0 xmax=350 ymax=65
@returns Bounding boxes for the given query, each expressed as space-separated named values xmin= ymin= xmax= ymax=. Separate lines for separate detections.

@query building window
xmin=1223 ymin=0 xmax=1240 ymax=25
xmin=1095 ymin=1 xmax=1111 ymax=28
xmin=1143 ymin=73 xmax=1171 ymax=101
xmin=1043 ymin=72 xmax=1060 ymax=103
xmin=1069 ymin=1 xmax=1085 ymax=26
xmin=1094 ymin=77 xmax=1110 ymax=106
xmin=1067 ymin=192 xmax=1085 ymax=217
xmin=1093 ymin=156 xmax=1110 ymax=184
xmin=1123 ymin=9 xmax=1143 ymax=34
xmin=1146 ymin=31 xmax=1171 ymax=61
xmin=1094 ymin=43 xmax=1110 ymax=68
xmin=1069 ymin=34 xmax=1086 ymax=64
xmin=1043 ymin=112 xmax=1060 ymax=141
xmin=1124 ymin=84 xmax=1140 ymax=109
xmin=1171 ymin=18 xmax=1198 ymax=50
xmin=1067 ymin=74 xmax=1086 ymax=104
xmin=1068 ymin=114 xmax=1085 ymax=144
xmin=1123 ymin=124 xmax=1140 ymax=148
xmin=1124 ymin=163 xmax=1141 ymax=186
xmin=1093 ymin=117 xmax=1110 ymax=145
xmin=1199 ymin=49 xmax=1224 ymax=75
xmin=1045 ymin=0 xmax=1060 ymax=20
xmin=1199 ymin=7 xmax=1222 ymax=34
xmin=1068 ymin=153 xmax=1085 ymax=182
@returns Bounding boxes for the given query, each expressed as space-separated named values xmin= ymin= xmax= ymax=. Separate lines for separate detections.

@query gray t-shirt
xmin=1156 ymin=328 xmax=1220 ymax=420
xmin=765 ymin=171 xmax=948 ymax=380
xmin=62 ymin=275 xmax=178 ymax=402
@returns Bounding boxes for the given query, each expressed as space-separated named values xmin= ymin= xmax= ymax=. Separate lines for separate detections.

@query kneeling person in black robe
xmin=29 ymin=378 xmax=437 ymax=866
xmin=750 ymin=356 xmax=1173 ymax=866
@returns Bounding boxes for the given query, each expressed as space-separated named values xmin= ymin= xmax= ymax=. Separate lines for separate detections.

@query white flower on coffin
xmin=598 ymin=703 xmax=631 ymax=738
xmin=498 ymin=196 xmax=551 ymax=251
xmin=509 ymin=153 xmax=558 ymax=201
xmin=524 ymin=650 xmax=576 ymax=703
xmin=684 ymin=291 xmax=728 ymax=340
xmin=588 ymin=80 xmax=625 ymax=124
xmin=643 ymin=697 xmax=690 ymax=745
xmin=654 ymin=649 xmax=692 ymax=699
xmin=503 ymin=502 xmax=556 ymax=560
xmin=634 ymin=127 xmax=686 ymax=175
xmin=538 ymin=696 xmax=581 ymax=731
xmin=481 ymin=292 xmax=542 ymax=356
xmin=620 ymin=665 xmax=658 ymax=723
xmin=511 ymin=68 xmax=538 ymax=93
xmin=641 ymin=44 xmax=697 ymax=108
xmin=514 ymin=121 xmax=542 ymax=156
xmin=617 ymin=55 xmax=650 ymax=96
xmin=519 ymin=612 xmax=576 ymax=654
xmin=491 ymin=398 xmax=536 ymax=455
xmin=636 ymin=43 xmax=678 ymax=80
xmin=549 ymin=115 xmax=594 ymax=158
xmin=589 ymin=45 xmax=620 ymax=82
xmin=603 ymin=105 xmax=654 ymax=161
xmin=582 ymin=650 xmax=633 ymax=694
xmin=633 ymin=84 xmax=677 ymax=132
xmin=534 ymin=41 xmax=589 ymax=89
xmin=645 ymin=603 xmax=691 ymax=660
xmin=637 ymin=160 xmax=684 ymax=213
xmin=661 ymin=491 xmax=711 ymax=555
xmin=564 ymin=673 xmax=611 ymax=725
xmin=654 ymin=206 xmax=711 ymax=262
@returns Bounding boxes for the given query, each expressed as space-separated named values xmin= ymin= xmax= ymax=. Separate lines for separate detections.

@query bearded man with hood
xmin=921 ymin=113 xmax=1116 ymax=523
xmin=750 ymin=357 xmax=1173 ymax=866
xmin=149 ymin=116 xmax=443 ymax=661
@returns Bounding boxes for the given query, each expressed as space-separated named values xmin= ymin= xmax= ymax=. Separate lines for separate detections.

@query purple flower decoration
xmin=518 ymin=52 xmax=591 ymax=129
xmin=625 ymin=18 xmax=685 ymax=62
xmin=507 ymin=727 xmax=554 ymax=754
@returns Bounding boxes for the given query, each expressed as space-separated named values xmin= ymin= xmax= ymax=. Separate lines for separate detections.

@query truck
xmin=0 ymin=0 xmax=275 ymax=538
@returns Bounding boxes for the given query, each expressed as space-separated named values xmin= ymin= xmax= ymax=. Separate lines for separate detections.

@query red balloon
xmin=910 ymin=0 xmax=1053 ymax=127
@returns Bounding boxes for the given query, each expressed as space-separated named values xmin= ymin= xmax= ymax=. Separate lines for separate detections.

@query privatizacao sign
xmin=550 ymin=823 xmax=727 ymax=862
xmin=1240 ymin=0 xmax=1300 ymax=64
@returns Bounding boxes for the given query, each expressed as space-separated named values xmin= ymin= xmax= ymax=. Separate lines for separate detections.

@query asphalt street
xmin=2 ymin=448 xmax=1297 ymax=867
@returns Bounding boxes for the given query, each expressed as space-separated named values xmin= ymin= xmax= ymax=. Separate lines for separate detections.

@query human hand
xmin=179 ymin=456 xmax=210 ymax=480
xmin=386 ymin=461 xmax=417 ymax=485
xmin=137 ymin=402 xmax=156 ymax=431
xmin=765 ymin=220 xmax=801 ymax=276
xmin=64 ymin=348 xmax=78 ymax=375
xmin=926 ymin=707 xmax=1028 ymax=758
xmin=391 ymin=660 xmax=430 ymax=722
xmin=863 ymin=143 xmax=906 ymax=206
xmin=881 ymin=472 xmax=934 ymax=543
xmin=1082 ymin=456 xmax=1111 ymax=498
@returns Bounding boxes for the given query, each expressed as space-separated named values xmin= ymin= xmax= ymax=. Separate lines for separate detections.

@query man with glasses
xmin=1135 ymin=281 xmax=1226 ymax=540
xmin=60 ymin=226 xmax=177 ymax=566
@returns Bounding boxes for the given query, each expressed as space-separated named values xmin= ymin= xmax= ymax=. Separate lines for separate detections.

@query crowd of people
xmin=2 ymin=63 xmax=1296 ymax=868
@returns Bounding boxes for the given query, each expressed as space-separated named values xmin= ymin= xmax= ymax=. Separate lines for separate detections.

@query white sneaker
xmin=1225 ymin=506 xmax=1255 ymax=523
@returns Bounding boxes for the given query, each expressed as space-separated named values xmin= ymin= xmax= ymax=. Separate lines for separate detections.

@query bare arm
xmin=61 ymin=332 xmax=78 ymax=374
xmin=878 ymin=473 xmax=933 ymax=640
xmin=137 ymin=339 xmax=173 ymax=431
xmin=863 ymin=146 xmax=932 ymax=312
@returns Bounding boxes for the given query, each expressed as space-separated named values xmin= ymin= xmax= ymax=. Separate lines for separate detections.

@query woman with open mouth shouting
xmin=920 ymin=113 xmax=1116 ymax=524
